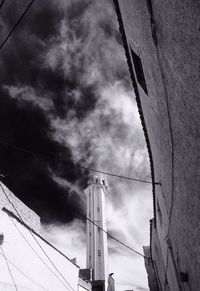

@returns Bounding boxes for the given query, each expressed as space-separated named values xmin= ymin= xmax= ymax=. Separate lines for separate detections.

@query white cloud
xmin=49 ymin=78 xmax=152 ymax=291
xmin=41 ymin=220 xmax=86 ymax=268
xmin=3 ymin=85 xmax=53 ymax=111
xmin=3 ymin=1 xmax=153 ymax=289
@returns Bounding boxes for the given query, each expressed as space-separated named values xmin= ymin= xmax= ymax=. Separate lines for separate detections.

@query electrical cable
xmin=79 ymin=165 xmax=154 ymax=184
xmin=0 ymin=140 xmax=157 ymax=185
xmin=0 ymin=0 xmax=5 ymax=9
xmin=7 ymin=215 xmax=73 ymax=291
xmin=0 ymin=251 xmax=49 ymax=291
xmin=29 ymin=233 xmax=75 ymax=291
xmin=0 ymin=180 xmax=149 ymax=260
xmin=75 ymin=207 xmax=148 ymax=259
xmin=0 ymin=183 xmax=75 ymax=291
xmin=0 ymin=0 xmax=37 ymax=50
xmin=0 ymin=246 xmax=19 ymax=291
xmin=0 ymin=0 xmax=153 ymax=265
xmin=0 ymin=173 xmax=150 ymax=260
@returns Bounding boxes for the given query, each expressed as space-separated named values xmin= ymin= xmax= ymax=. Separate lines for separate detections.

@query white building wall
xmin=0 ymin=182 xmax=40 ymax=232
xmin=0 ymin=183 xmax=79 ymax=291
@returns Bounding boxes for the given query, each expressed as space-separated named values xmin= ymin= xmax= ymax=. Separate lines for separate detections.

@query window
xmin=98 ymin=250 xmax=101 ymax=257
xmin=97 ymin=206 xmax=100 ymax=213
xmin=130 ymin=47 xmax=148 ymax=95
xmin=89 ymin=231 xmax=91 ymax=237
xmin=157 ymin=199 xmax=162 ymax=226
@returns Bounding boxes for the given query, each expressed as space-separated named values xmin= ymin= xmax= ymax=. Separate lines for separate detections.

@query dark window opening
xmin=98 ymin=250 xmax=101 ymax=256
xmin=130 ymin=47 xmax=148 ymax=95
xmin=97 ymin=206 xmax=100 ymax=212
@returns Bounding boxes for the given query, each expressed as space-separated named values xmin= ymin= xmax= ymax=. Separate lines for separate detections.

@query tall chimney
xmin=84 ymin=176 xmax=108 ymax=286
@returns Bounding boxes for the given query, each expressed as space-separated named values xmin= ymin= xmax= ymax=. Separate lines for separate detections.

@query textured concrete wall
xmin=0 ymin=182 xmax=40 ymax=232
xmin=143 ymin=246 xmax=159 ymax=291
xmin=116 ymin=0 xmax=200 ymax=290
xmin=151 ymin=220 xmax=165 ymax=291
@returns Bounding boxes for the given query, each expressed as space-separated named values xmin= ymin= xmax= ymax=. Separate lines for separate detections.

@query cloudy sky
xmin=0 ymin=1 xmax=153 ymax=290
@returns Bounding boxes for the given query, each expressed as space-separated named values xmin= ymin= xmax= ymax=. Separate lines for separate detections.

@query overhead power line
xmin=75 ymin=207 xmax=148 ymax=259
xmin=0 ymin=180 xmax=149 ymax=260
xmin=0 ymin=0 xmax=37 ymax=50
xmin=0 ymin=0 xmax=5 ymax=9
xmin=30 ymin=234 xmax=75 ymax=291
xmin=0 ymin=184 xmax=150 ymax=260
xmin=0 ymin=140 xmax=157 ymax=185
xmin=79 ymin=165 xmax=154 ymax=184
xmin=0 ymin=246 xmax=19 ymax=291
xmin=8 ymin=215 xmax=72 ymax=291
xmin=0 ymin=251 xmax=49 ymax=291
xmin=0 ymin=0 xmax=153 ymax=264
xmin=0 ymin=183 xmax=75 ymax=291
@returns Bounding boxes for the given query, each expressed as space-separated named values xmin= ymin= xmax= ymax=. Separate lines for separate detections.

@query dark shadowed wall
xmin=115 ymin=0 xmax=200 ymax=290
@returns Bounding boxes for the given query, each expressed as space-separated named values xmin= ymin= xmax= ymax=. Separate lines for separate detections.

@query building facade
xmin=0 ymin=181 xmax=79 ymax=291
xmin=114 ymin=1 xmax=200 ymax=290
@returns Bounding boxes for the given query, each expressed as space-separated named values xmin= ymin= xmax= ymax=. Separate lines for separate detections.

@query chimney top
xmin=88 ymin=176 xmax=107 ymax=188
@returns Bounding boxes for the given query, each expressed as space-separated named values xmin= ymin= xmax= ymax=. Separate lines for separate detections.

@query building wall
xmin=115 ymin=1 xmax=200 ymax=290
xmin=143 ymin=246 xmax=159 ymax=291
xmin=0 ymin=182 xmax=40 ymax=232
xmin=0 ymin=183 xmax=79 ymax=291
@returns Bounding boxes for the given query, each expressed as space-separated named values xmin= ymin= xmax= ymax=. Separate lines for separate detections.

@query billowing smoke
xmin=0 ymin=0 xmax=149 ymax=220
xmin=0 ymin=1 xmax=152 ymax=290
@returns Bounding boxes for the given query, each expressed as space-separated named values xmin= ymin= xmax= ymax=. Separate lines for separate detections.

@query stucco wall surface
xmin=117 ymin=0 xmax=200 ymax=290
xmin=0 ymin=182 xmax=40 ymax=232
xmin=0 ymin=210 xmax=79 ymax=291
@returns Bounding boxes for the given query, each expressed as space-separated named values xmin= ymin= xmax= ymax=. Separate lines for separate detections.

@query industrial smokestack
xmin=84 ymin=176 xmax=108 ymax=288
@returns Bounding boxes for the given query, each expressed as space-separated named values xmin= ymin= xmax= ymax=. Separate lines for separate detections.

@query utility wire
xmin=0 ymin=180 xmax=149 ymax=260
xmin=0 ymin=183 xmax=75 ymax=291
xmin=29 ymin=233 xmax=75 ymax=291
xmin=79 ymin=165 xmax=154 ymax=184
xmin=0 ymin=0 xmax=153 ymax=263
xmin=0 ymin=246 xmax=19 ymax=291
xmin=0 ymin=0 xmax=37 ymax=50
xmin=8 ymin=216 xmax=72 ymax=291
xmin=0 ymin=0 xmax=5 ymax=9
xmin=0 ymin=140 xmax=157 ymax=185
xmin=0 ymin=251 xmax=49 ymax=291
xmin=0 ymin=140 xmax=36 ymax=157
xmin=74 ymin=206 xmax=148 ymax=259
